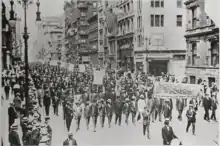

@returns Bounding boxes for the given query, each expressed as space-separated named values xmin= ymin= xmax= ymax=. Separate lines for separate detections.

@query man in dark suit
xmin=115 ymin=96 xmax=123 ymax=126
xmin=84 ymin=101 xmax=91 ymax=130
xmin=43 ymin=90 xmax=51 ymax=116
xmin=161 ymin=118 xmax=178 ymax=145
xmin=142 ymin=106 xmax=151 ymax=139
xmin=8 ymin=103 xmax=17 ymax=131
xmin=63 ymin=133 xmax=77 ymax=146
xmin=91 ymin=99 xmax=98 ymax=132
xmin=203 ymin=94 xmax=211 ymax=121
xmin=8 ymin=123 xmax=21 ymax=146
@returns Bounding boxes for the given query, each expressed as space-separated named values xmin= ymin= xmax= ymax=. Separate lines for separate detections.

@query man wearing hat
xmin=106 ymin=99 xmax=113 ymax=128
xmin=63 ymin=133 xmax=77 ymax=146
xmin=142 ymin=106 xmax=151 ymax=139
xmin=8 ymin=102 xmax=17 ymax=131
xmin=163 ymin=99 xmax=172 ymax=120
xmin=43 ymin=89 xmax=51 ymax=116
xmin=98 ymin=98 xmax=106 ymax=128
xmin=9 ymin=123 xmax=21 ymax=146
xmin=21 ymin=117 xmax=28 ymax=139
xmin=31 ymin=122 xmax=41 ymax=146
xmin=23 ymin=124 xmax=33 ymax=146
xmin=123 ymin=98 xmax=130 ymax=125
xmin=84 ymin=101 xmax=91 ymax=130
xmin=162 ymin=118 xmax=178 ymax=145
xmin=203 ymin=93 xmax=212 ymax=121
xmin=45 ymin=116 xmax=52 ymax=145
xmin=91 ymin=99 xmax=98 ymax=132
xmin=73 ymin=101 xmax=83 ymax=132
xmin=186 ymin=103 xmax=196 ymax=135
xmin=130 ymin=95 xmax=137 ymax=125
xmin=115 ymin=96 xmax=123 ymax=126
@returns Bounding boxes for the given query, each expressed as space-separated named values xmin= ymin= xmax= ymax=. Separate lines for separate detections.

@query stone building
xmin=184 ymin=0 xmax=219 ymax=86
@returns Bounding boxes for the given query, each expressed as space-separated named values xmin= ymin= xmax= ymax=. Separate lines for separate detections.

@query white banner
xmin=154 ymin=82 xmax=203 ymax=98
xmin=79 ymin=64 xmax=86 ymax=72
xmin=93 ymin=69 xmax=105 ymax=85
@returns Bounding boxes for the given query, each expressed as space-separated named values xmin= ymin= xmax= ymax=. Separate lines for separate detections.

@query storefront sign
xmin=135 ymin=53 xmax=145 ymax=60
xmin=82 ymin=56 xmax=90 ymax=61
xmin=154 ymin=82 xmax=202 ymax=98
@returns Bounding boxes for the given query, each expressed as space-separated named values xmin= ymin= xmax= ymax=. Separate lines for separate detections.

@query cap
xmin=140 ymin=94 xmax=144 ymax=98
xmin=107 ymin=99 xmax=111 ymax=103
xmin=164 ymin=118 xmax=170 ymax=122
xmin=11 ymin=123 xmax=18 ymax=129
xmin=125 ymin=98 xmax=129 ymax=102
xmin=68 ymin=133 xmax=73 ymax=136
xmin=22 ymin=117 xmax=28 ymax=122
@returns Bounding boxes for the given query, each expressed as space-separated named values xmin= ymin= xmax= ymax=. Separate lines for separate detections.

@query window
xmin=190 ymin=76 xmax=196 ymax=84
xmin=192 ymin=43 xmax=197 ymax=65
xmin=151 ymin=15 xmax=164 ymax=27
xmin=151 ymin=15 xmax=154 ymax=26
xmin=138 ymin=0 xmax=141 ymax=11
xmin=192 ymin=8 xmax=197 ymax=28
xmin=137 ymin=35 xmax=141 ymax=47
xmin=177 ymin=0 xmax=182 ymax=8
xmin=211 ymin=41 xmax=219 ymax=66
xmin=161 ymin=15 xmax=164 ymax=26
xmin=155 ymin=15 xmax=160 ymax=27
xmin=137 ymin=16 xmax=141 ymax=28
xmin=151 ymin=0 xmax=154 ymax=7
xmin=177 ymin=15 xmax=182 ymax=27
xmin=161 ymin=0 xmax=164 ymax=7
xmin=155 ymin=0 xmax=160 ymax=7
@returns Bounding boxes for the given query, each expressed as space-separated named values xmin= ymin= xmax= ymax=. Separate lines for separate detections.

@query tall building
xmin=87 ymin=3 xmax=99 ymax=66
xmin=35 ymin=16 xmax=65 ymax=62
xmin=134 ymin=0 xmax=186 ymax=77
xmin=98 ymin=0 xmax=121 ymax=69
xmin=116 ymin=0 xmax=135 ymax=71
xmin=184 ymin=0 xmax=219 ymax=85
xmin=64 ymin=0 xmax=99 ymax=65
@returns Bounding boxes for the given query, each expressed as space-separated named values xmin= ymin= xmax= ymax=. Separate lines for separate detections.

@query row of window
xmin=150 ymin=0 xmax=182 ymax=8
xmin=188 ymin=42 xmax=219 ymax=66
xmin=150 ymin=15 xmax=182 ymax=27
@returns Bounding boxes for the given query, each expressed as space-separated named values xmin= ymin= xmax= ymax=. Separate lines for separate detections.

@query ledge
xmin=186 ymin=65 xmax=219 ymax=69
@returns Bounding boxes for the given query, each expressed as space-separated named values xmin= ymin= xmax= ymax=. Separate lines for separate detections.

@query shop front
xmin=146 ymin=53 xmax=172 ymax=76
xmin=185 ymin=67 xmax=219 ymax=86
xmin=134 ymin=52 xmax=146 ymax=73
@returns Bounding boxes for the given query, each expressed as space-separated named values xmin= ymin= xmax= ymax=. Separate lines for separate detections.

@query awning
xmin=147 ymin=54 xmax=172 ymax=60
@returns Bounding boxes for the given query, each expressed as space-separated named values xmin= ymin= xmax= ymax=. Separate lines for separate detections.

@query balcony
xmin=117 ymin=10 xmax=134 ymax=21
xmin=77 ymin=2 xmax=88 ymax=8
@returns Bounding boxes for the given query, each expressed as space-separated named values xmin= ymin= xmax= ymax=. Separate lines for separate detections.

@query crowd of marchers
xmin=1 ymin=61 xmax=219 ymax=146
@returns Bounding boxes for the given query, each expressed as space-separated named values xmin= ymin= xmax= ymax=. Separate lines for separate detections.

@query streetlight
xmin=17 ymin=0 xmax=41 ymax=113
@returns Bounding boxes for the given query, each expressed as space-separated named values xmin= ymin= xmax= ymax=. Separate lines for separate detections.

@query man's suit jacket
xmin=63 ymin=138 xmax=77 ymax=146
xmin=9 ymin=130 xmax=21 ymax=146
xmin=162 ymin=126 xmax=177 ymax=145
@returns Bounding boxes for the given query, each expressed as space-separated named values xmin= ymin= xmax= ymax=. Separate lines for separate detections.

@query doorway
xmin=149 ymin=60 xmax=168 ymax=76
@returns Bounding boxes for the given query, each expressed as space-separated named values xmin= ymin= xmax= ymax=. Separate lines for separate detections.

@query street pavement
xmin=1 ymin=88 xmax=219 ymax=146
xmin=49 ymin=103 xmax=219 ymax=146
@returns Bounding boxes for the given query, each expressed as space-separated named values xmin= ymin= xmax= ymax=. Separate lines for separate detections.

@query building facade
xmin=116 ymin=0 xmax=135 ymax=71
xmin=87 ymin=12 xmax=99 ymax=66
xmin=184 ymin=0 xmax=219 ymax=86
xmin=64 ymin=0 xmax=99 ymax=65
xmin=37 ymin=16 xmax=65 ymax=62
xmin=134 ymin=0 xmax=186 ymax=77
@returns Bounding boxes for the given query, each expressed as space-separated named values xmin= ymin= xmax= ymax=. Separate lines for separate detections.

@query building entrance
xmin=149 ymin=60 xmax=168 ymax=76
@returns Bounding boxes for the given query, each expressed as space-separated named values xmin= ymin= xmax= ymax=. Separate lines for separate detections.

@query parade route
xmin=49 ymin=104 xmax=219 ymax=145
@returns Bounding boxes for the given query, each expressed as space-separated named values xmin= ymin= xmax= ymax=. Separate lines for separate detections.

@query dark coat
xmin=63 ymin=138 xmax=77 ymax=146
xmin=115 ymin=99 xmax=123 ymax=115
xmin=162 ymin=126 xmax=177 ymax=145
xmin=9 ymin=130 xmax=21 ymax=146
xmin=31 ymin=128 xmax=41 ymax=145
xmin=8 ymin=106 xmax=17 ymax=127
xmin=91 ymin=103 xmax=98 ymax=116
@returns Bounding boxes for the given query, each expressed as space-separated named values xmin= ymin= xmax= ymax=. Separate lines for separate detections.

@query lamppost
xmin=17 ymin=0 xmax=41 ymax=113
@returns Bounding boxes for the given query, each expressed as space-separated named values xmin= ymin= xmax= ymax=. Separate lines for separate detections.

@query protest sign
xmin=154 ymin=82 xmax=203 ymax=98
xmin=79 ymin=64 xmax=86 ymax=72
xmin=49 ymin=60 xmax=57 ymax=66
xmin=93 ymin=69 xmax=105 ymax=85
xmin=68 ymin=64 xmax=74 ymax=71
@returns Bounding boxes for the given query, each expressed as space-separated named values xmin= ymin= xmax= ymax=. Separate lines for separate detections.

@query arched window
xmin=211 ymin=41 xmax=219 ymax=66
xmin=192 ymin=43 xmax=197 ymax=65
